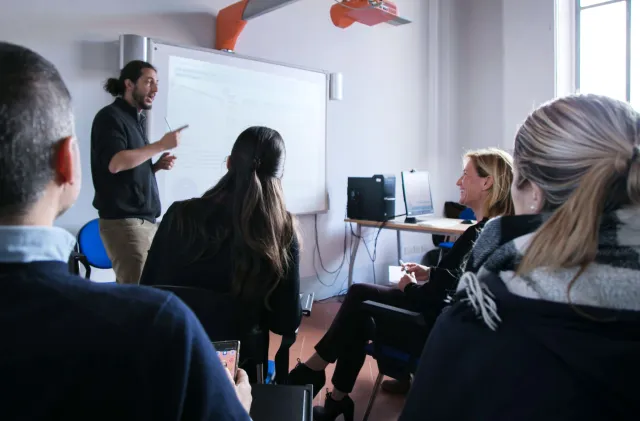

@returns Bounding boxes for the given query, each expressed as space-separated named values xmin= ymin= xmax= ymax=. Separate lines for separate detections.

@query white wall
xmin=456 ymin=0 xmax=505 ymax=152
xmin=233 ymin=1 xmax=437 ymax=297
xmin=438 ymin=0 xmax=557 ymax=157
xmin=502 ymin=0 xmax=556 ymax=149
xmin=0 ymin=0 xmax=436 ymax=294
xmin=0 ymin=0 xmax=562 ymax=295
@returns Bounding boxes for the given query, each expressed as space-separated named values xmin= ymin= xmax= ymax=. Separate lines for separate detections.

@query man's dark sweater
xmin=0 ymin=226 xmax=250 ymax=420
xmin=91 ymin=98 xmax=161 ymax=222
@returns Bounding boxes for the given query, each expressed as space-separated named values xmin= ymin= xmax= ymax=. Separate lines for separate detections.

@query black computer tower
xmin=347 ymin=174 xmax=396 ymax=222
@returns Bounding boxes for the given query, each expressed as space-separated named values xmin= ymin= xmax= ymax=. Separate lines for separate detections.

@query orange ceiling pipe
xmin=330 ymin=0 xmax=366 ymax=28
xmin=215 ymin=0 xmax=249 ymax=51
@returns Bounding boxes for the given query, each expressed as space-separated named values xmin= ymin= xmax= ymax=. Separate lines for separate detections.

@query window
xmin=576 ymin=0 xmax=637 ymax=109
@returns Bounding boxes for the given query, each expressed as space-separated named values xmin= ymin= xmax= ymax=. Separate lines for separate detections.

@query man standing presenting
xmin=91 ymin=60 xmax=187 ymax=284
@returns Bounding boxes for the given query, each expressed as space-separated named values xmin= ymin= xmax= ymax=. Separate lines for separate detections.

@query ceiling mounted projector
xmin=215 ymin=0 xmax=412 ymax=52
xmin=330 ymin=0 xmax=411 ymax=28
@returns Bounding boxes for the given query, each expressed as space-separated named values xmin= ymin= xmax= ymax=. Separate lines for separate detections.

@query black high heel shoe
xmin=313 ymin=391 xmax=355 ymax=421
xmin=287 ymin=359 xmax=326 ymax=398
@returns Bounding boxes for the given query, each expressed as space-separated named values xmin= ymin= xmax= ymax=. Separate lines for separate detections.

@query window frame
xmin=575 ymin=0 xmax=633 ymax=101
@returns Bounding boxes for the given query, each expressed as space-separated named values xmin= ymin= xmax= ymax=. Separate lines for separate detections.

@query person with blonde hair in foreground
xmin=401 ymin=94 xmax=640 ymax=421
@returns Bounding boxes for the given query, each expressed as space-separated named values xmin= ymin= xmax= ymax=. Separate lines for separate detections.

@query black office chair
xmin=152 ymin=285 xmax=297 ymax=385
xmin=68 ymin=219 xmax=112 ymax=278
xmin=360 ymin=300 xmax=431 ymax=421
xmin=423 ymin=201 xmax=471 ymax=266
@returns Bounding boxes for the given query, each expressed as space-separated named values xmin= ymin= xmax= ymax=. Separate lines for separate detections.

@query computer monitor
xmin=401 ymin=170 xmax=434 ymax=223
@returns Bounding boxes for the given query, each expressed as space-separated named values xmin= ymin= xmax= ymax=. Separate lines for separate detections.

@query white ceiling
xmin=2 ymin=0 xmax=240 ymax=18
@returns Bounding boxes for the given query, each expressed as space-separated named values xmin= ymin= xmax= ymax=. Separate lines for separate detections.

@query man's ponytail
xmin=103 ymin=78 xmax=123 ymax=97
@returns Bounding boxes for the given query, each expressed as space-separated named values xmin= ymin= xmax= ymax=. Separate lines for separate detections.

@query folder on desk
xmin=418 ymin=219 xmax=461 ymax=228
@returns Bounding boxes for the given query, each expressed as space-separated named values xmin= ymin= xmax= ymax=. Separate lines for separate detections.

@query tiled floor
xmin=269 ymin=298 xmax=405 ymax=421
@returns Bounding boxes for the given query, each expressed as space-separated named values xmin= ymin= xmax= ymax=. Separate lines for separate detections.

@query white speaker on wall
xmin=119 ymin=34 xmax=149 ymax=68
xmin=329 ymin=72 xmax=343 ymax=101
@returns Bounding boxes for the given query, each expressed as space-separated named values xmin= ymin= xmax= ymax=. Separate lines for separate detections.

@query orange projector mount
xmin=215 ymin=0 xmax=411 ymax=52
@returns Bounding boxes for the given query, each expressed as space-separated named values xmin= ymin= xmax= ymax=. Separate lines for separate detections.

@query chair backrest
xmin=459 ymin=207 xmax=476 ymax=220
xmin=432 ymin=201 xmax=467 ymax=247
xmin=77 ymin=219 xmax=112 ymax=269
xmin=152 ymin=285 xmax=267 ymax=377
xmin=362 ymin=301 xmax=429 ymax=378
xmin=443 ymin=201 xmax=466 ymax=219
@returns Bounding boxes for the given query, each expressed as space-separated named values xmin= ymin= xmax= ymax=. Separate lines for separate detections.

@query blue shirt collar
xmin=0 ymin=226 xmax=76 ymax=263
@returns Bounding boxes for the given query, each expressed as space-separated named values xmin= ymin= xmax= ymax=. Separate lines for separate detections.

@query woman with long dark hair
xmin=140 ymin=126 xmax=301 ymax=338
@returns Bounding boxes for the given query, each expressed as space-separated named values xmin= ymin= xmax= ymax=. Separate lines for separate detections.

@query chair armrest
xmin=300 ymin=292 xmax=314 ymax=317
xmin=274 ymin=330 xmax=298 ymax=385
xmin=69 ymin=251 xmax=91 ymax=279
xmin=362 ymin=301 xmax=429 ymax=371
xmin=361 ymin=300 xmax=426 ymax=327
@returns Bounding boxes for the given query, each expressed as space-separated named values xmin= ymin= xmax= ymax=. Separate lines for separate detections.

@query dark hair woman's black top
xmin=140 ymin=201 xmax=302 ymax=336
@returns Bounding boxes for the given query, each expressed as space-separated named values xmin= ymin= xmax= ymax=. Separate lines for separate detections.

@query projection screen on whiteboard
xmin=146 ymin=40 xmax=328 ymax=216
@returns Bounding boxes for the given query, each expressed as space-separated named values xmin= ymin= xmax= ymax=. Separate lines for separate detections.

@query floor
xmin=268 ymin=298 xmax=405 ymax=421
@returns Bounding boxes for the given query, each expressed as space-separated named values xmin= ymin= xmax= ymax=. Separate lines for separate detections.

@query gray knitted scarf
xmin=456 ymin=207 xmax=640 ymax=330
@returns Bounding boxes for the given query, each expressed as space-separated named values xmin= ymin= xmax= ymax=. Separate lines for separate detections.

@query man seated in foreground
xmin=0 ymin=41 xmax=251 ymax=420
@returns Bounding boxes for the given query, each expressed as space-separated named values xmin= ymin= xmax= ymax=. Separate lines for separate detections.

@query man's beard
xmin=133 ymin=88 xmax=152 ymax=111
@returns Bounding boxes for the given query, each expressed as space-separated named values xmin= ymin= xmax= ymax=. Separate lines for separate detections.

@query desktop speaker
xmin=347 ymin=174 xmax=396 ymax=222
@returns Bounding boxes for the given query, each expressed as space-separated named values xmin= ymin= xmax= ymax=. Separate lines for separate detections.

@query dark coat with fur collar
xmin=400 ymin=211 xmax=640 ymax=421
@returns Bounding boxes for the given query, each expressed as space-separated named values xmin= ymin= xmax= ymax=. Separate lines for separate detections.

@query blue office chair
xmin=436 ymin=207 xmax=476 ymax=260
xmin=459 ymin=207 xmax=476 ymax=221
xmin=360 ymin=301 xmax=429 ymax=421
xmin=68 ymin=219 xmax=112 ymax=278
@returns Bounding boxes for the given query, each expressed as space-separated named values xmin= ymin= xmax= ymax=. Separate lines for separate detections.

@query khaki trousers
xmin=98 ymin=218 xmax=158 ymax=285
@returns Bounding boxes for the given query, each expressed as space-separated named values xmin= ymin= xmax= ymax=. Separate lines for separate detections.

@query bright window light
xmin=577 ymin=0 xmax=636 ymax=110
xmin=631 ymin=0 xmax=639 ymax=109
xmin=580 ymin=0 xmax=612 ymax=7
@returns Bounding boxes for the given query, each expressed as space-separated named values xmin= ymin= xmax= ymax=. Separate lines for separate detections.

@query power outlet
xmin=403 ymin=245 xmax=423 ymax=256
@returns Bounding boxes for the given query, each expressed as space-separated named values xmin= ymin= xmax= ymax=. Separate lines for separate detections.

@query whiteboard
xmin=147 ymin=40 xmax=328 ymax=215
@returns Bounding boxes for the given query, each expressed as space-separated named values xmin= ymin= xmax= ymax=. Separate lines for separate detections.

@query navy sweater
xmin=0 ymin=261 xmax=250 ymax=421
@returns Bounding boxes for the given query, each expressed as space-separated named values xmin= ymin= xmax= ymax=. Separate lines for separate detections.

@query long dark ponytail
xmin=172 ymin=126 xmax=296 ymax=308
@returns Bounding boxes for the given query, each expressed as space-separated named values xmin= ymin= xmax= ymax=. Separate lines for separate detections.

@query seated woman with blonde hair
xmin=401 ymin=94 xmax=640 ymax=421
xmin=289 ymin=148 xmax=515 ymax=421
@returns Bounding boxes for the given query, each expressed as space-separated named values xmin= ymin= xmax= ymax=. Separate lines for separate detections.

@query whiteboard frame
xmin=146 ymin=37 xmax=330 ymax=215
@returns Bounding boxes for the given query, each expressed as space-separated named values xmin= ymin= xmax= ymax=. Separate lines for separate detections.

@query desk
xmin=250 ymin=384 xmax=313 ymax=421
xmin=345 ymin=217 xmax=473 ymax=287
